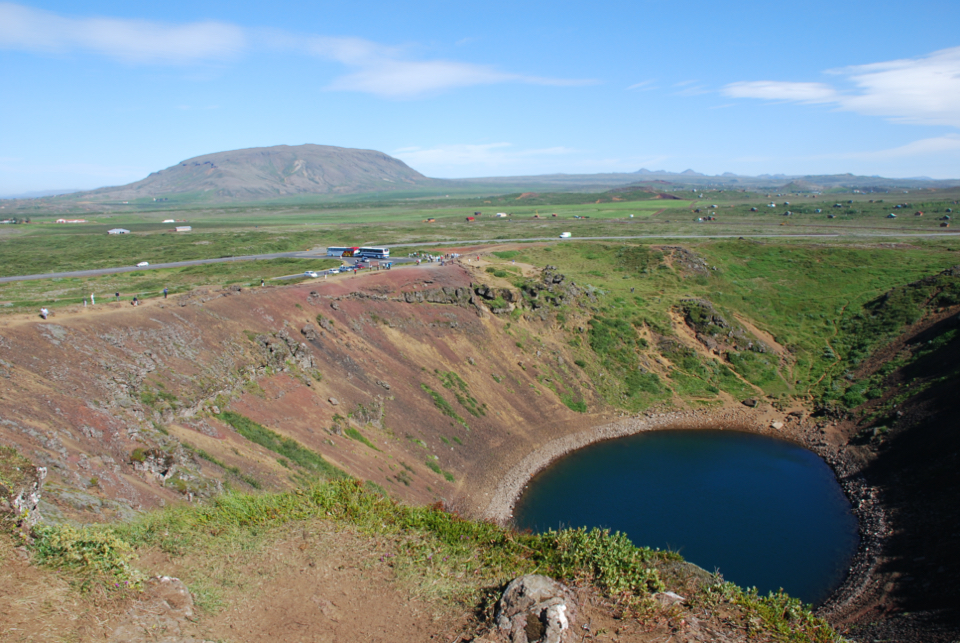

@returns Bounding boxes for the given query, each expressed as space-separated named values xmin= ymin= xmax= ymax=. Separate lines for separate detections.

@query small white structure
xmin=56 ymin=218 xmax=87 ymax=223
xmin=163 ymin=219 xmax=175 ymax=223
xmin=175 ymin=226 xmax=192 ymax=232
xmin=559 ymin=232 xmax=572 ymax=238
xmin=108 ymin=228 xmax=130 ymax=235
xmin=496 ymin=212 xmax=508 ymax=218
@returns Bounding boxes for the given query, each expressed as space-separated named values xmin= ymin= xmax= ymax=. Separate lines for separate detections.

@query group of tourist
xmin=39 ymin=286 xmax=169 ymax=319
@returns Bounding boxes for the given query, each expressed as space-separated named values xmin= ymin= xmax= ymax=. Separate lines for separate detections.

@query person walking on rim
xmin=115 ymin=292 xmax=120 ymax=301
xmin=40 ymin=307 xmax=48 ymax=320
xmin=163 ymin=287 xmax=168 ymax=299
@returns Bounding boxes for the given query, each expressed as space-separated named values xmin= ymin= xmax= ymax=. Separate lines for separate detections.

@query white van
xmin=559 ymin=232 xmax=572 ymax=239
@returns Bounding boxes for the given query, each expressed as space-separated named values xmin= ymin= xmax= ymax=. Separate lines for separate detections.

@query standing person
xmin=132 ymin=297 xmax=138 ymax=307
xmin=163 ymin=287 xmax=168 ymax=299
xmin=90 ymin=293 xmax=95 ymax=305
xmin=261 ymin=279 xmax=265 ymax=287
xmin=115 ymin=292 xmax=120 ymax=301
xmin=40 ymin=307 xmax=48 ymax=320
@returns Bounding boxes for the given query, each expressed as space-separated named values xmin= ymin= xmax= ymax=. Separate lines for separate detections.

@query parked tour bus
xmin=326 ymin=246 xmax=389 ymax=259
xmin=356 ymin=246 xmax=390 ymax=259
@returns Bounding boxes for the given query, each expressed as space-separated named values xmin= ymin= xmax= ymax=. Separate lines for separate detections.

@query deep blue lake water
xmin=514 ymin=429 xmax=859 ymax=605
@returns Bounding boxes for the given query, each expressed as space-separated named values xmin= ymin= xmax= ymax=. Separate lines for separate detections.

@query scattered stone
xmin=376 ymin=380 xmax=391 ymax=390
xmin=654 ymin=591 xmax=686 ymax=607
xmin=771 ymin=421 xmax=784 ymax=430
xmin=301 ymin=323 xmax=320 ymax=341
xmin=742 ymin=398 xmax=758 ymax=408
xmin=331 ymin=301 xmax=340 ymax=311
xmin=109 ymin=576 xmax=213 ymax=643
xmin=496 ymin=575 xmax=575 ymax=643
xmin=328 ymin=397 xmax=339 ymax=406
xmin=0 ymin=448 xmax=46 ymax=528
xmin=318 ymin=316 xmax=335 ymax=332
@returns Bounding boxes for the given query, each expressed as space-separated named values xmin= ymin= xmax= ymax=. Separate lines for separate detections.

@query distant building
xmin=465 ymin=216 xmax=475 ymax=222
xmin=56 ymin=218 xmax=87 ymax=223
xmin=108 ymin=228 xmax=130 ymax=234
xmin=163 ymin=219 xmax=175 ymax=223
xmin=175 ymin=226 xmax=192 ymax=232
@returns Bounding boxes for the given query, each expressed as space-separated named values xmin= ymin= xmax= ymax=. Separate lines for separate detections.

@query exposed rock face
xmin=496 ymin=575 xmax=575 ymax=643
xmin=679 ymin=298 xmax=768 ymax=354
xmin=301 ymin=323 xmax=320 ymax=341
xmin=131 ymin=447 xmax=177 ymax=482
xmin=665 ymin=246 xmax=712 ymax=275
xmin=0 ymin=446 xmax=46 ymax=528
xmin=402 ymin=286 xmax=473 ymax=305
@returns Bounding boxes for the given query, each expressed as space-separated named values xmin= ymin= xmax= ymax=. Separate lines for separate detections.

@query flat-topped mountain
xmin=77 ymin=144 xmax=438 ymax=203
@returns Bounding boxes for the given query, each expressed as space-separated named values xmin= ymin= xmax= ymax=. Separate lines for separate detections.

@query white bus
xmin=357 ymin=246 xmax=390 ymax=259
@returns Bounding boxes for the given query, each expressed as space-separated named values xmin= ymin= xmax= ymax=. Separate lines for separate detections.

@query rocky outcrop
xmin=679 ymin=298 xmax=768 ymax=354
xmin=495 ymin=575 xmax=576 ymax=643
xmin=0 ymin=446 xmax=46 ymax=528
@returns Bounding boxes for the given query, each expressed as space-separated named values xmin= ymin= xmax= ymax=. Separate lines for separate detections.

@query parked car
xmin=304 ymin=271 xmax=319 ymax=278
xmin=136 ymin=261 xmax=149 ymax=267
xmin=559 ymin=232 xmax=572 ymax=238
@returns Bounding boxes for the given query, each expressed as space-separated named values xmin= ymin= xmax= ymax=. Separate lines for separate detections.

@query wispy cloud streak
xmin=722 ymin=46 xmax=960 ymax=127
xmin=0 ymin=3 xmax=594 ymax=97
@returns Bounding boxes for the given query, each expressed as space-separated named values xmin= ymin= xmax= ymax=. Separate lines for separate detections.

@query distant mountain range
xmin=628 ymin=168 xmax=955 ymax=190
xmin=3 ymin=145 xmax=958 ymax=209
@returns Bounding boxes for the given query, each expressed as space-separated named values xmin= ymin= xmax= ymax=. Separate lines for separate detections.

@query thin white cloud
xmin=835 ymin=135 xmax=960 ymax=160
xmin=835 ymin=47 xmax=960 ymax=127
xmin=297 ymin=35 xmax=595 ymax=98
xmin=723 ymin=81 xmax=838 ymax=103
xmin=722 ymin=46 xmax=960 ymax=128
xmin=0 ymin=3 xmax=594 ymax=98
xmin=627 ymin=80 xmax=656 ymax=91
xmin=0 ymin=2 xmax=245 ymax=64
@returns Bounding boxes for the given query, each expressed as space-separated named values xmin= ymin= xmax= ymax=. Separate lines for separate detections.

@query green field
xmin=2 ymin=187 xmax=959 ymax=325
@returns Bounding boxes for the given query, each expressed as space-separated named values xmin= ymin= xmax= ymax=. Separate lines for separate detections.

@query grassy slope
xmin=19 ymin=479 xmax=841 ymax=643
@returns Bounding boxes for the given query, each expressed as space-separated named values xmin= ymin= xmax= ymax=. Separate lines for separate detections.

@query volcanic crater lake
xmin=514 ymin=429 xmax=859 ymax=605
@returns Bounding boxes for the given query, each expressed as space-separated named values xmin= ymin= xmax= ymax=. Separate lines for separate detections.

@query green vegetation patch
xmin=588 ymin=315 xmax=665 ymax=408
xmin=420 ymin=383 xmax=469 ymax=429
xmin=30 ymin=523 xmax=143 ymax=591
xmin=345 ymin=427 xmax=381 ymax=451
xmin=424 ymin=459 xmax=455 ymax=482
xmin=216 ymin=411 xmax=346 ymax=479
xmin=435 ymin=370 xmax=486 ymax=417
xmin=183 ymin=442 xmax=262 ymax=489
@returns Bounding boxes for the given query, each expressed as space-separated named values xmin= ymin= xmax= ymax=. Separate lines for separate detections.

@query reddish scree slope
xmin=0 ymin=265 xmax=599 ymax=522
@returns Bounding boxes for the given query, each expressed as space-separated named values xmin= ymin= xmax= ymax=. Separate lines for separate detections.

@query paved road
xmin=2 ymin=230 xmax=958 ymax=283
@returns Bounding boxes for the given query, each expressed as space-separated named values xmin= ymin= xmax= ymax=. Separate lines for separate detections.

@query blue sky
xmin=2 ymin=0 xmax=960 ymax=194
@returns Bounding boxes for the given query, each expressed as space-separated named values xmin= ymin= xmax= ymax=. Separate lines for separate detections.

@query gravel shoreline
xmin=481 ymin=406 xmax=886 ymax=627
